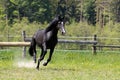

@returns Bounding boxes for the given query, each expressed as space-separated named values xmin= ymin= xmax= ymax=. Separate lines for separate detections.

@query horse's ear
xmin=58 ymin=15 xmax=64 ymax=21
xmin=58 ymin=15 xmax=61 ymax=20
xmin=62 ymin=16 xmax=64 ymax=20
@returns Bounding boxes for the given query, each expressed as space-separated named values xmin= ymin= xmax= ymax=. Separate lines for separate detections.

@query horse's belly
xmin=46 ymin=40 xmax=57 ymax=49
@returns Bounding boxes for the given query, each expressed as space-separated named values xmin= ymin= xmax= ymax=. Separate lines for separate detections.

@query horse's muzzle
xmin=62 ymin=31 xmax=66 ymax=35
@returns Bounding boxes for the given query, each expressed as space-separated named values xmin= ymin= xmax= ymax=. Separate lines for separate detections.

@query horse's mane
xmin=45 ymin=17 xmax=59 ymax=33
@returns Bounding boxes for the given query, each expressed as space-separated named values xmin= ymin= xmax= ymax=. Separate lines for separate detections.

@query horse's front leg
xmin=36 ymin=43 xmax=47 ymax=70
xmin=43 ymin=48 xmax=54 ymax=66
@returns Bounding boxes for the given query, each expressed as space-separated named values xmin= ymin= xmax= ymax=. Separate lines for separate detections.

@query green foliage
xmin=0 ymin=0 xmax=81 ymax=24
xmin=95 ymin=21 xmax=120 ymax=45
xmin=0 ymin=18 xmax=119 ymax=46
xmin=0 ymin=0 xmax=120 ymax=25
xmin=66 ymin=22 xmax=95 ymax=37
xmin=83 ymin=0 xmax=96 ymax=25
xmin=111 ymin=0 xmax=120 ymax=22
xmin=0 ymin=17 xmax=46 ymax=41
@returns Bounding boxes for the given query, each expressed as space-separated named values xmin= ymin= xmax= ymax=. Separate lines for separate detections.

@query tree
xmin=17 ymin=0 xmax=58 ymax=23
xmin=57 ymin=0 xmax=81 ymax=23
xmin=83 ymin=0 xmax=96 ymax=25
xmin=111 ymin=0 xmax=120 ymax=22
xmin=0 ymin=0 xmax=6 ymax=20
xmin=56 ymin=0 xmax=66 ymax=17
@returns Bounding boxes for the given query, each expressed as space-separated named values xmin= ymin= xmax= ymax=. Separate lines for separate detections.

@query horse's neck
xmin=45 ymin=20 xmax=58 ymax=33
xmin=54 ymin=27 xmax=59 ymax=34
xmin=45 ymin=26 xmax=58 ymax=38
xmin=46 ymin=28 xmax=58 ymax=40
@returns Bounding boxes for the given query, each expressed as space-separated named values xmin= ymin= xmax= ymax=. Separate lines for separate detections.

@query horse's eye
xmin=58 ymin=22 xmax=61 ymax=24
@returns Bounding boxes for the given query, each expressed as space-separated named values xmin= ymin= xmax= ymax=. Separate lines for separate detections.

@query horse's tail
xmin=29 ymin=38 xmax=36 ymax=56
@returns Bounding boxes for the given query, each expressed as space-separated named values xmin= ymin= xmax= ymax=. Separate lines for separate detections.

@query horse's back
xmin=33 ymin=30 xmax=45 ymax=45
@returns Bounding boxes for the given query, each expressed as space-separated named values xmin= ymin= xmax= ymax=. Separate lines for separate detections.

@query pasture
xmin=0 ymin=48 xmax=120 ymax=80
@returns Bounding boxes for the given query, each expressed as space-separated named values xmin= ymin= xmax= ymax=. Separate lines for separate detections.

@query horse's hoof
xmin=33 ymin=58 xmax=36 ymax=63
xmin=34 ymin=60 xmax=36 ymax=63
xmin=36 ymin=66 xmax=39 ymax=70
xmin=43 ymin=62 xmax=47 ymax=66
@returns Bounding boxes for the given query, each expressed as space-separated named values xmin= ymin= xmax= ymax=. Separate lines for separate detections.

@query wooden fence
xmin=0 ymin=42 xmax=30 ymax=57
xmin=0 ymin=31 xmax=120 ymax=57
xmin=0 ymin=31 xmax=98 ymax=57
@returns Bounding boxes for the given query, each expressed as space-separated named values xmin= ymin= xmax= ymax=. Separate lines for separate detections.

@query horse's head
xmin=57 ymin=16 xmax=66 ymax=35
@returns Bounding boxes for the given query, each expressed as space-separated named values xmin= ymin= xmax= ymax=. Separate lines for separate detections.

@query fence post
xmin=93 ymin=34 xmax=97 ymax=55
xmin=22 ymin=31 xmax=26 ymax=57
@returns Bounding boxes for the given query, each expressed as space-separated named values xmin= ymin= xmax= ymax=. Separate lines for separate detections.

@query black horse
xmin=29 ymin=16 xmax=65 ymax=70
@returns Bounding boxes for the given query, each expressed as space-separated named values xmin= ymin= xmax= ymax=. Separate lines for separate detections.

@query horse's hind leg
xmin=33 ymin=45 xmax=37 ymax=63
xmin=36 ymin=43 xmax=47 ymax=70
xmin=33 ymin=39 xmax=37 ymax=63
xmin=43 ymin=48 xmax=54 ymax=66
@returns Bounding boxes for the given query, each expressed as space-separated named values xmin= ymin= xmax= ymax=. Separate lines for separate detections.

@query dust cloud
xmin=16 ymin=60 xmax=36 ymax=68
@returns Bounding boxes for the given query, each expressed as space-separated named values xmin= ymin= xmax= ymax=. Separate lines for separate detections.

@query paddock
xmin=0 ymin=48 xmax=120 ymax=80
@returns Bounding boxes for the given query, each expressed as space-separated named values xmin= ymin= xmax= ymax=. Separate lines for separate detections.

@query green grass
xmin=0 ymin=48 xmax=120 ymax=80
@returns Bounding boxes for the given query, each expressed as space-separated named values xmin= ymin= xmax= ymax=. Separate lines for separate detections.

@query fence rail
xmin=58 ymin=39 xmax=97 ymax=44
xmin=24 ymin=38 xmax=97 ymax=44
xmin=95 ymin=45 xmax=120 ymax=48
xmin=0 ymin=42 xmax=30 ymax=47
